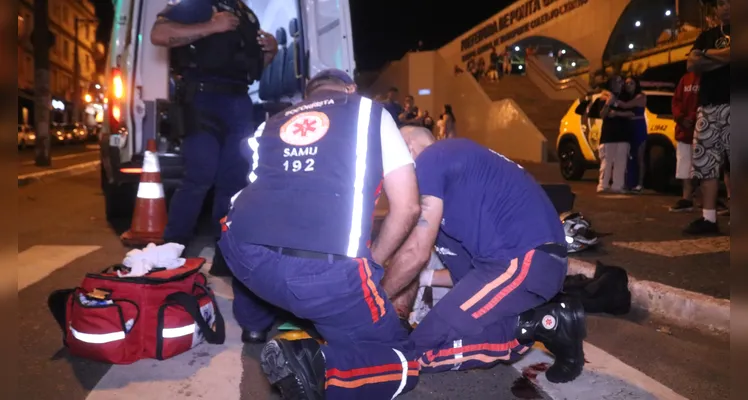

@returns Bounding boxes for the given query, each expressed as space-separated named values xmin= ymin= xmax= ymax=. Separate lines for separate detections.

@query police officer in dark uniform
xmin=219 ymin=69 xmax=422 ymax=399
xmin=150 ymin=0 xmax=278 ymax=256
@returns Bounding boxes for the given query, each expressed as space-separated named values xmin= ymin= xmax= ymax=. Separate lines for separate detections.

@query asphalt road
xmin=521 ymin=163 xmax=730 ymax=299
xmin=18 ymin=170 xmax=729 ymax=400
xmin=18 ymin=142 xmax=100 ymax=177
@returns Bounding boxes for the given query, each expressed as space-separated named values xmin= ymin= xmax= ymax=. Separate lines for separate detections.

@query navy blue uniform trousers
xmin=411 ymin=247 xmax=567 ymax=373
xmin=219 ymin=232 xmax=420 ymax=399
xmin=164 ymin=89 xmax=253 ymax=243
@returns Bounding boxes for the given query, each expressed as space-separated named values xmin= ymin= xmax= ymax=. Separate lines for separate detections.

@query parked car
xmin=556 ymin=90 xmax=677 ymax=192
xmin=51 ymin=123 xmax=72 ymax=145
xmin=17 ymin=125 xmax=36 ymax=149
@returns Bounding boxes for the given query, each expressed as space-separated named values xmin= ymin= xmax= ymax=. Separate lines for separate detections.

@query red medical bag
xmin=49 ymin=258 xmax=225 ymax=364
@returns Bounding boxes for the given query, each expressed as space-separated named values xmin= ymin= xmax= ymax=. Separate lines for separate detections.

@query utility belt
xmin=168 ymin=79 xmax=251 ymax=140
xmin=260 ymin=245 xmax=350 ymax=262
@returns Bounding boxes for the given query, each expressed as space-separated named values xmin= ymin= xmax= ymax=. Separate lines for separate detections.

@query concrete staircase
xmin=481 ymin=75 xmax=573 ymax=161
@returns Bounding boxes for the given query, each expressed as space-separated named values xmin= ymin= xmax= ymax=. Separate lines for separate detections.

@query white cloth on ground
xmin=119 ymin=242 xmax=187 ymax=278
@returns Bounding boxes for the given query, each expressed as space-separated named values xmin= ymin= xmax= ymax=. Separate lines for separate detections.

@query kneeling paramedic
xmin=219 ymin=69 xmax=422 ymax=399
xmin=383 ymin=127 xmax=587 ymax=383
xmin=151 ymin=0 xmax=277 ymax=258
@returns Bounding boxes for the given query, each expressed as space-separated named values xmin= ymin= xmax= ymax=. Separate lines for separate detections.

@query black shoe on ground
xmin=669 ymin=199 xmax=694 ymax=213
xmin=516 ymin=294 xmax=586 ymax=383
xmin=683 ymin=218 xmax=719 ymax=235
xmin=242 ymin=329 xmax=269 ymax=344
xmin=260 ymin=338 xmax=325 ymax=400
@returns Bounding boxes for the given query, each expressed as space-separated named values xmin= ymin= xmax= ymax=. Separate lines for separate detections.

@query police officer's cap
xmin=309 ymin=69 xmax=355 ymax=86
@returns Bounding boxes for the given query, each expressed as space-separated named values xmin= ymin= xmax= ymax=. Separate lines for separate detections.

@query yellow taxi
xmin=556 ymin=90 xmax=677 ymax=191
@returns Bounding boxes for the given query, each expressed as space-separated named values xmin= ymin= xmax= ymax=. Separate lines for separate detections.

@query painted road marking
xmin=85 ymin=296 xmax=245 ymax=400
xmin=20 ymin=151 xmax=98 ymax=166
xmin=18 ymin=160 xmax=101 ymax=180
xmin=613 ymin=237 xmax=730 ymax=257
xmin=18 ymin=245 xmax=101 ymax=291
xmin=515 ymin=343 xmax=687 ymax=400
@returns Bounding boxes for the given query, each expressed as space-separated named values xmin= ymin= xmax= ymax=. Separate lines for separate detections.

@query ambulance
xmin=99 ymin=0 xmax=356 ymax=220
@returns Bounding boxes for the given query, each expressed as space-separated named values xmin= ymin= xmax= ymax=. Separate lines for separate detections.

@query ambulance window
xmin=314 ymin=1 xmax=345 ymax=69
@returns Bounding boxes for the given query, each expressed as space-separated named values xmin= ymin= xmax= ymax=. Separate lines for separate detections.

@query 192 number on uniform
xmin=283 ymin=159 xmax=315 ymax=172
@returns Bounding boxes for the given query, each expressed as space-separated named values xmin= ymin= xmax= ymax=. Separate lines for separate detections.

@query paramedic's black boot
xmin=261 ymin=338 xmax=325 ymax=400
xmin=242 ymin=329 xmax=268 ymax=344
xmin=515 ymin=294 xmax=586 ymax=383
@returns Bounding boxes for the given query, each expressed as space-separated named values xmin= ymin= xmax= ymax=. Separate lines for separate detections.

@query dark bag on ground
xmin=563 ymin=261 xmax=631 ymax=315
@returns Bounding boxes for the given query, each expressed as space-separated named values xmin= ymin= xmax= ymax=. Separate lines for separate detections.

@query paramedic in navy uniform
xmin=219 ymin=69 xmax=422 ymax=400
xmin=383 ymin=127 xmax=587 ymax=384
xmin=150 ymin=0 xmax=277 ymax=262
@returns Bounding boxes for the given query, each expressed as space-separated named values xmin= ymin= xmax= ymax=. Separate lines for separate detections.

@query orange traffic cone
xmin=121 ymin=139 xmax=167 ymax=247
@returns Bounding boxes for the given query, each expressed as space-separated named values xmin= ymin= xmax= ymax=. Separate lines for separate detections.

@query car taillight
xmin=108 ymin=67 xmax=125 ymax=133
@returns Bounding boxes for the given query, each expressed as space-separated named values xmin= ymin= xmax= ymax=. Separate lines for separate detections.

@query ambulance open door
xmin=298 ymin=0 xmax=357 ymax=80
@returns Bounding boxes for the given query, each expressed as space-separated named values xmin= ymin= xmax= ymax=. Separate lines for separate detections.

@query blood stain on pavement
xmin=511 ymin=362 xmax=550 ymax=399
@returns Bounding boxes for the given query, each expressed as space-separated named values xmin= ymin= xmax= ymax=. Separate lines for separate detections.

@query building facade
xmin=18 ymin=0 xmax=100 ymax=125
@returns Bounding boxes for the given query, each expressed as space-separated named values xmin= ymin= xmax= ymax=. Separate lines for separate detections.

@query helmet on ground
xmin=560 ymin=212 xmax=600 ymax=253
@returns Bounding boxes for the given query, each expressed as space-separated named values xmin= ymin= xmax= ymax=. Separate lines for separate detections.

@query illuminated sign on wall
xmin=418 ymin=89 xmax=432 ymax=95
xmin=459 ymin=0 xmax=590 ymax=63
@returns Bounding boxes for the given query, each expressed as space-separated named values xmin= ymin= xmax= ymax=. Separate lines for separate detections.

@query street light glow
xmin=84 ymin=94 xmax=92 ymax=103
xmin=95 ymin=84 xmax=101 ymax=89
xmin=561 ymin=49 xmax=567 ymax=55
xmin=571 ymin=62 xmax=577 ymax=67
xmin=635 ymin=20 xmax=641 ymax=27
xmin=556 ymin=66 xmax=562 ymax=71
xmin=628 ymin=43 xmax=635 ymax=49
xmin=518 ymin=65 xmax=524 ymax=70
xmin=665 ymin=10 xmax=672 ymax=16
xmin=514 ymin=46 xmax=520 ymax=51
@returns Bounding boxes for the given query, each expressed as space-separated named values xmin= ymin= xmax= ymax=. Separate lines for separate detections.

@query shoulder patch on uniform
xmin=280 ymin=111 xmax=331 ymax=146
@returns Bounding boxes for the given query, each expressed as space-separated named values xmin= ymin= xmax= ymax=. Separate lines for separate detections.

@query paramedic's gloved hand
xmin=210 ymin=10 xmax=240 ymax=33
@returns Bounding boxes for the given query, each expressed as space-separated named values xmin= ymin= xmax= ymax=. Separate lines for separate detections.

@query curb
xmin=18 ymin=160 xmax=101 ymax=187
xmin=568 ymin=258 xmax=730 ymax=334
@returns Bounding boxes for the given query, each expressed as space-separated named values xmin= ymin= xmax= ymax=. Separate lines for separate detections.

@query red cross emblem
xmin=292 ymin=118 xmax=317 ymax=137
xmin=543 ymin=316 xmax=555 ymax=329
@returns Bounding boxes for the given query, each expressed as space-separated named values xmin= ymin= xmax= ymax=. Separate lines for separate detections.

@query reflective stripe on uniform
xmin=391 ymin=347 xmax=409 ymax=399
xmin=162 ymin=324 xmax=196 ymax=338
xmin=70 ymin=327 xmax=126 ymax=344
xmin=346 ymin=97 xmax=373 ymax=258
xmin=137 ymin=182 xmax=165 ymax=199
xmin=247 ymin=122 xmax=266 ymax=183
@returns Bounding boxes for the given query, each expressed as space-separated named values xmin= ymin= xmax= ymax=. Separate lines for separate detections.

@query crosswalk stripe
xmin=18 ymin=245 xmax=101 ymax=291
xmin=613 ymin=237 xmax=730 ymax=257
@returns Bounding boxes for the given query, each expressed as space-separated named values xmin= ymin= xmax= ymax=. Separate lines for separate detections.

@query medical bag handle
xmin=164 ymin=284 xmax=226 ymax=345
